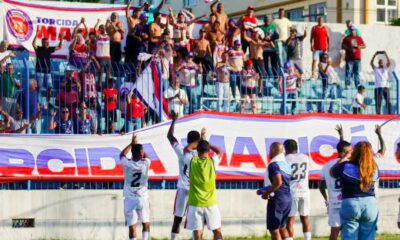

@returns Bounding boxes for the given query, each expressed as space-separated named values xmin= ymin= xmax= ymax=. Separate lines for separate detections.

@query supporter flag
xmin=133 ymin=61 xmax=169 ymax=121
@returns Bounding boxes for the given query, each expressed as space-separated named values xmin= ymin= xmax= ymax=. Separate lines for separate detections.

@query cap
xmin=140 ymin=13 xmax=148 ymax=20
xmin=0 ymin=40 xmax=9 ymax=46
xmin=111 ymin=12 xmax=118 ymax=16
xmin=200 ymin=28 xmax=206 ymax=33
xmin=245 ymin=60 xmax=253 ymax=66
xmin=284 ymin=61 xmax=292 ymax=70
xmin=247 ymin=6 xmax=255 ymax=11
xmin=187 ymin=52 xmax=194 ymax=58
xmin=234 ymin=40 xmax=241 ymax=46
xmin=350 ymin=26 xmax=357 ymax=31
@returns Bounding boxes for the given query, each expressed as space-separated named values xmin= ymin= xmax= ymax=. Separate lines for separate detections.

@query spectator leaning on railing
xmin=279 ymin=61 xmax=301 ymax=115
xmin=49 ymin=106 xmax=74 ymax=134
xmin=318 ymin=52 xmax=341 ymax=113
xmin=216 ymin=51 xmax=231 ymax=112
xmin=164 ymin=75 xmax=188 ymax=118
xmin=371 ymin=51 xmax=392 ymax=115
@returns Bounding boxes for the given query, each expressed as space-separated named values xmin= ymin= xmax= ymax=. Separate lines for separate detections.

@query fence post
xmin=392 ymin=71 xmax=400 ymax=114
xmin=279 ymin=67 xmax=287 ymax=115
xmin=159 ymin=63 xmax=163 ymax=122
xmin=23 ymin=58 xmax=30 ymax=122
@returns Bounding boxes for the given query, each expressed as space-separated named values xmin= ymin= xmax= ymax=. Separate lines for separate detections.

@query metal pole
xmin=23 ymin=58 xmax=30 ymax=123
xmin=392 ymin=71 xmax=400 ymax=114
xmin=279 ymin=67 xmax=287 ymax=115
xmin=158 ymin=63 xmax=163 ymax=122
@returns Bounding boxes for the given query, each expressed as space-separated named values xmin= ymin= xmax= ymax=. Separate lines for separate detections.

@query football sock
xmin=142 ymin=231 xmax=149 ymax=240
xmin=304 ymin=232 xmax=312 ymax=240
xmin=171 ymin=232 xmax=179 ymax=240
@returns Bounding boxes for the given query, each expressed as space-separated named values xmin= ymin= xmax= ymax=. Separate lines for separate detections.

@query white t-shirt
xmin=273 ymin=17 xmax=292 ymax=41
xmin=286 ymin=153 xmax=310 ymax=197
xmin=320 ymin=62 xmax=339 ymax=84
xmin=352 ymin=93 xmax=364 ymax=108
xmin=0 ymin=50 xmax=12 ymax=68
xmin=374 ymin=67 xmax=390 ymax=88
xmin=96 ymin=34 xmax=110 ymax=59
xmin=172 ymin=142 xmax=197 ymax=190
xmin=122 ymin=156 xmax=151 ymax=199
xmin=321 ymin=158 xmax=342 ymax=209
xmin=9 ymin=117 xmax=28 ymax=134
xmin=164 ymin=87 xmax=188 ymax=118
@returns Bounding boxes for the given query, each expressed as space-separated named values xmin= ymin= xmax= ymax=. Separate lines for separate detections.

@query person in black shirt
xmin=32 ymin=26 xmax=64 ymax=106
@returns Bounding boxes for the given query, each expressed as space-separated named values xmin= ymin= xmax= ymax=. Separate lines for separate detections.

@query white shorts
xmin=328 ymin=206 xmax=341 ymax=227
xmin=124 ymin=197 xmax=150 ymax=226
xmin=289 ymin=196 xmax=310 ymax=217
xmin=313 ymin=50 xmax=327 ymax=61
xmin=173 ymin=188 xmax=189 ymax=218
xmin=185 ymin=205 xmax=222 ymax=231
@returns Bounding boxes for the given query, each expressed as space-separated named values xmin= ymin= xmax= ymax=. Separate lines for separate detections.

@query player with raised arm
xmin=263 ymin=142 xmax=292 ymax=240
xmin=319 ymin=124 xmax=352 ymax=240
xmin=186 ymin=140 xmax=223 ymax=240
xmin=120 ymin=134 xmax=151 ymax=240
xmin=167 ymin=111 xmax=205 ymax=240
xmin=284 ymin=139 xmax=312 ymax=240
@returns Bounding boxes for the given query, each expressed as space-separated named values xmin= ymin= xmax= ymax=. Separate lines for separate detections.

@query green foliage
xmin=390 ymin=18 xmax=400 ymax=26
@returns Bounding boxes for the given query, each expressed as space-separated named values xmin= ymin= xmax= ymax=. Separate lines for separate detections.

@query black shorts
xmin=110 ymin=41 xmax=122 ymax=63
xmin=240 ymin=87 xmax=256 ymax=95
xmin=267 ymin=197 xmax=292 ymax=230
xmin=104 ymin=109 xmax=118 ymax=123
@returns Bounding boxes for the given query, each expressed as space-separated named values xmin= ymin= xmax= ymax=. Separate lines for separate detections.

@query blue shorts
xmin=267 ymin=197 xmax=292 ymax=230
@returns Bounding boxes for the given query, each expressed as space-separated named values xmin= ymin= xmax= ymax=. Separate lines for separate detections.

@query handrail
xmin=392 ymin=71 xmax=400 ymax=114
xmin=22 ymin=57 xmax=30 ymax=123
xmin=279 ymin=67 xmax=286 ymax=115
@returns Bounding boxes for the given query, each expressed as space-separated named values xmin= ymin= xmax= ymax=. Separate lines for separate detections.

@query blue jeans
xmin=128 ymin=118 xmax=142 ymax=132
xmin=340 ymin=197 xmax=379 ymax=240
xmin=345 ymin=60 xmax=361 ymax=88
xmin=229 ymin=72 xmax=241 ymax=99
xmin=319 ymin=83 xmax=338 ymax=113
xmin=276 ymin=41 xmax=287 ymax=67
xmin=281 ymin=92 xmax=297 ymax=114
xmin=181 ymin=85 xmax=197 ymax=114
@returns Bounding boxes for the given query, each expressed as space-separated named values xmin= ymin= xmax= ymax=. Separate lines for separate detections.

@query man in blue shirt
xmin=263 ymin=142 xmax=292 ymax=240
xmin=143 ymin=0 xmax=165 ymax=24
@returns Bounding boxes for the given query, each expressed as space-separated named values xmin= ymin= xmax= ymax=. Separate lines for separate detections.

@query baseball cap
xmin=234 ymin=40 xmax=241 ymax=46
xmin=284 ymin=61 xmax=293 ymax=70
xmin=350 ymin=26 xmax=357 ymax=31
xmin=187 ymin=52 xmax=194 ymax=58
xmin=247 ymin=6 xmax=255 ymax=11
xmin=245 ymin=59 xmax=253 ymax=66
xmin=199 ymin=28 xmax=206 ymax=33
xmin=140 ymin=13 xmax=148 ymax=20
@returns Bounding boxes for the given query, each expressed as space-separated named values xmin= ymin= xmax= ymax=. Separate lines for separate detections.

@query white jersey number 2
xmin=131 ymin=172 xmax=142 ymax=187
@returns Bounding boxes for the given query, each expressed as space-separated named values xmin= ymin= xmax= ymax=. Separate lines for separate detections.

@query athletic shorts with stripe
xmin=173 ymin=188 xmax=189 ymax=218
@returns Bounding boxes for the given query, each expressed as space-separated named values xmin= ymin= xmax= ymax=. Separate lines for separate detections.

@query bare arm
xmin=335 ymin=124 xmax=344 ymax=142
xmin=55 ymin=34 xmax=64 ymax=51
xmin=262 ymin=174 xmax=283 ymax=199
xmin=167 ymin=111 xmax=179 ymax=145
xmin=210 ymin=0 xmax=218 ymax=14
xmin=32 ymin=26 xmax=39 ymax=50
xmin=72 ymin=19 xmax=84 ymax=39
xmin=120 ymin=134 xmax=137 ymax=158
xmin=319 ymin=180 xmax=328 ymax=202
xmin=210 ymin=144 xmax=222 ymax=158
xmin=94 ymin=19 xmax=101 ymax=34
xmin=154 ymin=0 xmax=166 ymax=12
xmin=188 ymin=14 xmax=206 ymax=26
xmin=182 ymin=9 xmax=195 ymax=21
xmin=384 ymin=51 xmax=391 ymax=68
xmin=126 ymin=0 xmax=133 ymax=18
xmin=375 ymin=124 xmax=386 ymax=156
xmin=370 ymin=52 xmax=377 ymax=69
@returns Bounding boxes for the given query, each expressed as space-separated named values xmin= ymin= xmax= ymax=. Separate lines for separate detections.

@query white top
xmin=9 ymin=117 xmax=28 ymax=134
xmin=0 ymin=50 xmax=12 ymax=68
xmin=273 ymin=17 xmax=292 ymax=41
xmin=122 ymin=156 xmax=151 ymax=199
xmin=164 ymin=87 xmax=188 ymax=118
xmin=320 ymin=62 xmax=339 ymax=84
xmin=96 ymin=34 xmax=110 ymax=59
xmin=172 ymin=142 xmax=197 ymax=190
xmin=286 ymin=153 xmax=310 ymax=197
xmin=374 ymin=67 xmax=390 ymax=88
xmin=352 ymin=93 xmax=364 ymax=108
xmin=321 ymin=158 xmax=342 ymax=209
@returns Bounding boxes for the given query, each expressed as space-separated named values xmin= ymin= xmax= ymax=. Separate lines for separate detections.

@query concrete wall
xmin=0 ymin=189 xmax=399 ymax=240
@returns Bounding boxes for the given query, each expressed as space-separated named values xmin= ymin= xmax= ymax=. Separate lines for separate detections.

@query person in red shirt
xmin=55 ymin=80 xmax=79 ymax=119
xmin=102 ymin=77 xmax=118 ymax=133
xmin=127 ymin=93 xmax=146 ymax=132
xmin=240 ymin=6 xmax=259 ymax=54
xmin=310 ymin=17 xmax=330 ymax=79
xmin=342 ymin=26 xmax=366 ymax=88
xmin=69 ymin=18 xmax=89 ymax=68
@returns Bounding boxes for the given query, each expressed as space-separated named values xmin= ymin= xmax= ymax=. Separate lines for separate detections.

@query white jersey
xmin=286 ymin=153 xmax=310 ymax=197
xmin=122 ymin=156 xmax=151 ymax=199
xmin=173 ymin=142 xmax=197 ymax=190
xmin=321 ymin=158 xmax=342 ymax=209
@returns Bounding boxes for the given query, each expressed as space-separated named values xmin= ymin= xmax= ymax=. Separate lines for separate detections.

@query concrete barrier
xmin=0 ymin=189 xmax=399 ymax=239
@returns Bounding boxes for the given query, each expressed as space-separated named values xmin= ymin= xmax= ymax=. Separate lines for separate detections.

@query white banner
xmin=0 ymin=113 xmax=399 ymax=180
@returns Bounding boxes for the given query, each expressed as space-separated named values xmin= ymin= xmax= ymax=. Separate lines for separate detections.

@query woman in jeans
xmin=330 ymin=141 xmax=379 ymax=240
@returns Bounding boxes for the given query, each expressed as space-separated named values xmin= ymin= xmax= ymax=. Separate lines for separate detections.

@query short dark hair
xmin=154 ymin=12 xmax=161 ymax=19
xmin=397 ymin=142 xmax=400 ymax=149
xmin=89 ymin=32 xmax=96 ymax=37
xmin=284 ymin=139 xmax=298 ymax=153
xmin=187 ymin=130 xmax=201 ymax=144
xmin=177 ymin=12 xmax=184 ymax=18
xmin=131 ymin=144 xmax=143 ymax=158
xmin=197 ymin=140 xmax=210 ymax=155
xmin=357 ymin=85 xmax=365 ymax=91
xmin=279 ymin=8 xmax=285 ymax=12
xmin=336 ymin=141 xmax=351 ymax=154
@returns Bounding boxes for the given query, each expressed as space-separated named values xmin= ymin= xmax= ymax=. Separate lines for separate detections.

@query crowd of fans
xmin=0 ymin=0 xmax=395 ymax=134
